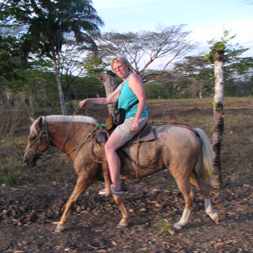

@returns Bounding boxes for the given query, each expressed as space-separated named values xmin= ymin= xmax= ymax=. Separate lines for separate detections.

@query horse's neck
xmin=48 ymin=121 xmax=94 ymax=154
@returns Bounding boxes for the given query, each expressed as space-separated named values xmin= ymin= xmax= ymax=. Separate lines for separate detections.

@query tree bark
xmin=99 ymin=71 xmax=117 ymax=115
xmin=53 ymin=54 xmax=66 ymax=115
xmin=212 ymin=52 xmax=224 ymax=187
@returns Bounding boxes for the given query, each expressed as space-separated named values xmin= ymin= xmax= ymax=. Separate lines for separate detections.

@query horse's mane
xmin=46 ymin=115 xmax=98 ymax=125
xmin=30 ymin=115 xmax=98 ymax=136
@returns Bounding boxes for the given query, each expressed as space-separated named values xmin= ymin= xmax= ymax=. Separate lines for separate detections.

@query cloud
xmin=190 ymin=19 xmax=253 ymax=44
xmin=188 ymin=19 xmax=253 ymax=55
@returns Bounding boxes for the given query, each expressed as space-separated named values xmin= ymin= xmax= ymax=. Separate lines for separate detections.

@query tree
xmin=173 ymin=56 xmax=213 ymax=98
xmin=83 ymin=52 xmax=107 ymax=77
xmin=209 ymin=41 xmax=225 ymax=187
xmin=1 ymin=0 xmax=103 ymax=114
xmin=97 ymin=25 xmax=194 ymax=76
xmin=0 ymin=35 xmax=24 ymax=89
xmin=167 ymin=31 xmax=253 ymax=99
xmin=206 ymin=31 xmax=251 ymax=186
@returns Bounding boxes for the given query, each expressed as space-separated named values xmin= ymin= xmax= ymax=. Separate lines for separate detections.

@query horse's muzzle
xmin=23 ymin=152 xmax=39 ymax=167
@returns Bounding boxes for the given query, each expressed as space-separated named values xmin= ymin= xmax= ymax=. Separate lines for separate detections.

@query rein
xmin=39 ymin=109 xmax=99 ymax=159
xmin=64 ymin=127 xmax=97 ymax=157
xmin=60 ymin=107 xmax=85 ymax=152
xmin=29 ymin=116 xmax=51 ymax=147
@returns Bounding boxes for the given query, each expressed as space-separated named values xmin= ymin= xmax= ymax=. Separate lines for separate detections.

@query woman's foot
xmin=99 ymin=184 xmax=126 ymax=196
xmin=110 ymin=184 xmax=125 ymax=196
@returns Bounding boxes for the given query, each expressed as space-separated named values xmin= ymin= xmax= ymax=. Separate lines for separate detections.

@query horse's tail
xmin=193 ymin=128 xmax=218 ymax=188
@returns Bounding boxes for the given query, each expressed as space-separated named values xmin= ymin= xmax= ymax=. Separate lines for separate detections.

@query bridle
xmin=30 ymin=114 xmax=102 ymax=161
xmin=29 ymin=116 xmax=51 ymax=147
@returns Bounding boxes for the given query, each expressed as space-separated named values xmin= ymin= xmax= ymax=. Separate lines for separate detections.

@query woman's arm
xmin=79 ymin=84 xmax=121 ymax=108
xmin=128 ymin=73 xmax=147 ymax=130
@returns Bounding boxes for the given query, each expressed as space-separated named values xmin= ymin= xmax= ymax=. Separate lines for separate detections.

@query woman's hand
xmin=131 ymin=118 xmax=140 ymax=132
xmin=79 ymin=99 xmax=89 ymax=109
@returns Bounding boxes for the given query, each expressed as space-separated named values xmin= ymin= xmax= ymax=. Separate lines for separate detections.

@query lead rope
xmin=61 ymin=107 xmax=103 ymax=159
xmin=60 ymin=107 xmax=85 ymax=151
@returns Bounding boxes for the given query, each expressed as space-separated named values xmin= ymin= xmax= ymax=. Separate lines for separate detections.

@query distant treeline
xmin=1 ymin=67 xmax=253 ymax=116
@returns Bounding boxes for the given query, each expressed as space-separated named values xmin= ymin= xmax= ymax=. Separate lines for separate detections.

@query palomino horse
xmin=23 ymin=115 xmax=219 ymax=233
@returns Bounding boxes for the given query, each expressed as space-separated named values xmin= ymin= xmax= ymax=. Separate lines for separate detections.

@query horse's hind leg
xmin=190 ymin=173 xmax=219 ymax=224
xmin=55 ymin=171 xmax=91 ymax=233
xmin=204 ymin=198 xmax=219 ymax=224
xmin=170 ymin=167 xmax=193 ymax=230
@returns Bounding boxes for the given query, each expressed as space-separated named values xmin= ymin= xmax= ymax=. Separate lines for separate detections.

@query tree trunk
xmin=212 ymin=51 xmax=224 ymax=187
xmin=53 ymin=55 xmax=66 ymax=115
xmin=99 ymin=71 xmax=117 ymax=115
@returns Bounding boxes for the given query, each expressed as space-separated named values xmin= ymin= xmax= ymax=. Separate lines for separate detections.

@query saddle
xmin=95 ymin=123 xmax=157 ymax=145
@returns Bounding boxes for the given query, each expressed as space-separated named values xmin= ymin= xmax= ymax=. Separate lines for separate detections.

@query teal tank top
xmin=117 ymin=78 xmax=149 ymax=119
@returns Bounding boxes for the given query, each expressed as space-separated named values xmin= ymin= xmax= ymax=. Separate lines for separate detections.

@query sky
xmin=92 ymin=0 xmax=253 ymax=56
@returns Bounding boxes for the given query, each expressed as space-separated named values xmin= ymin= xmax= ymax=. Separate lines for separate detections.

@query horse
xmin=23 ymin=115 xmax=219 ymax=233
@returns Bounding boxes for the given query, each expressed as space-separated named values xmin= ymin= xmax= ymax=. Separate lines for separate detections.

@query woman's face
xmin=112 ymin=61 xmax=130 ymax=79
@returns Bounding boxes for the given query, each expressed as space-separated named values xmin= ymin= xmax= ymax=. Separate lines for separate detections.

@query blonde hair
xmin=111 ymin=56 xmax=133 ymax=72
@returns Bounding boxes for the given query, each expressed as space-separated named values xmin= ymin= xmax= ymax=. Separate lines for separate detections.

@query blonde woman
xmin=79 ymin=56 xmax=149 ymax=195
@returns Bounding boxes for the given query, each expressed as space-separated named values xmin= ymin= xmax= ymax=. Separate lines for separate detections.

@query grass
xmin=0 ymin=136 xmax=26 ymax=186
xmin=148 ymin=96 xmax=253 ymax=109
xmin=153 ymin=218 xmax=175 ymax=236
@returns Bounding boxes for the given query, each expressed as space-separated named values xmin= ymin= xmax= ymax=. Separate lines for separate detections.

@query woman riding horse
xmin=79 ymin=56 xmax=149 ymax=195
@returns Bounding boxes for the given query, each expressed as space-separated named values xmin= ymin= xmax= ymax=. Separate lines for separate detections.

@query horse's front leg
xmin=55 ymin=171 xmax=92 ymax=233
xmin=112 ymin=195 xmax=129 ymax=228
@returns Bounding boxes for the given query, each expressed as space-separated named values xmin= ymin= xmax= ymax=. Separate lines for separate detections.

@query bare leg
xmin=104 ymin=132 xmax=124 ymax=190
xmin=112 ymin=195 xmax=129 ymax=228
xmin=55 ymin=172 xmax=91 ymax=232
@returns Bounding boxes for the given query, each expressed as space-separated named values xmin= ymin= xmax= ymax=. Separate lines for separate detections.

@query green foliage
xmin=207 ymin=41 xmax=225 ymax=63
xmin=0 ymin=35 xmax=26 ymax=89
xmin=69 ymin=76 xmax=105 ymax=99
xmin=145 ymin=81 xmax=176 ymax=99
xmin=83 ymin=53 xmax=106 ymax=77
xmin=1 ymin=0 xmax=104 ymax=60
xmin=154 ymin=219 xmax=175 ymax=236
xmin=206 ymin=30 xmax=249 ymax=64
xmin=173 ymin=56 xmax=214 ymax=98
xmin=1 ymin=0 xmax=104 ymax=113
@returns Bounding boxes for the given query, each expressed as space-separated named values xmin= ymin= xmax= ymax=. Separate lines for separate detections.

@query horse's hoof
xmin=117 ymin=220 xmax=128 ymax=229
xmin=173 ymin=222 xmax=183 ymax=230
xmin=209 ymin=212 xmax=219 ymax=224
xmin=98 ymin=188 xmax=111 ymax=197
xmin=55 ymin=223 xmax=65 ymax=233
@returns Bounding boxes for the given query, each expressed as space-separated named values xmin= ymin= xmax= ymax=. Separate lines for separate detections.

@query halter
xmin=29 ymin=116 xmax=50 ymax=147
xmin=31 ymin=115 xmax=103 ymax=161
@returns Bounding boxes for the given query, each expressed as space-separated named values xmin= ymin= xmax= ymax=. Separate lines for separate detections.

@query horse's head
xmin=24 ymin=116 xmax=50 ymax=167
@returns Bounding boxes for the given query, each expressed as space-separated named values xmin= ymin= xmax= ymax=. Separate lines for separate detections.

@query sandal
xmin=110 ymin=185 xmax=125 ymax=196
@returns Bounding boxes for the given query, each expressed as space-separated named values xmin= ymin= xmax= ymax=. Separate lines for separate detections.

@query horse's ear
xmin=34 ymin=116 xmax=43 ymax=132
xmin=37 ymin=116 xmax=43 ymax=128
xmin=30 ymin=117 xmax=35 ymax=123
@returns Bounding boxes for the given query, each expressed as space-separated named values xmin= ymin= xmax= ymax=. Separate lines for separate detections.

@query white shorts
xmin=112 ymin=117 xmax=148 ymax=147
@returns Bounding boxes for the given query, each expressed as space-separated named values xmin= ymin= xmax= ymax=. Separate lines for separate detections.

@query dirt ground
xmin=0 ymin=98 xmax=253 ymax=253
